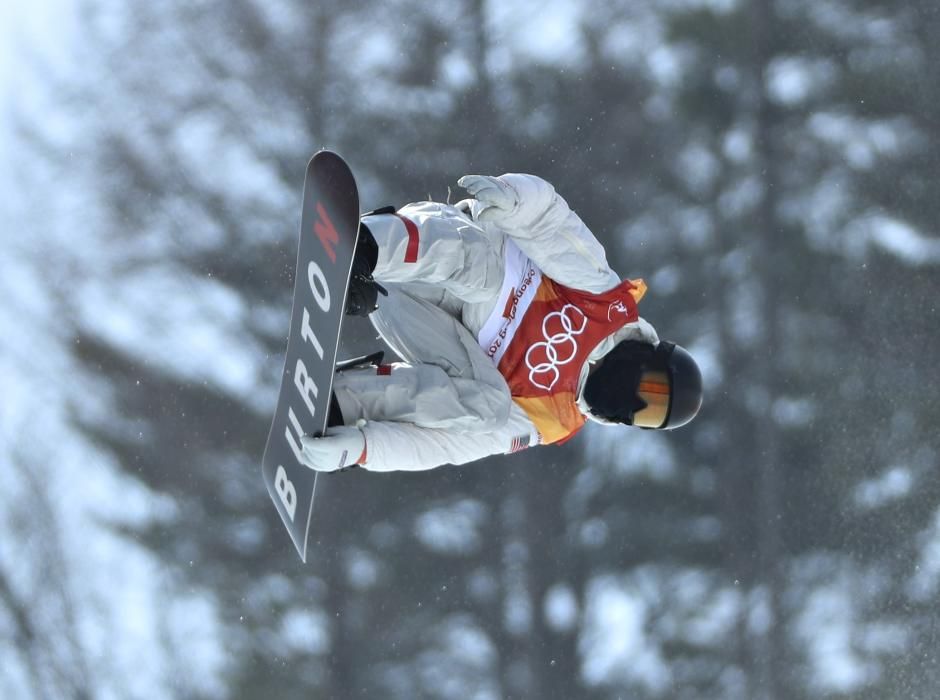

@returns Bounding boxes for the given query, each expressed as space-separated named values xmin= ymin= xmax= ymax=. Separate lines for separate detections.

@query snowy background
xmin=1 ymin=1 xmax=939 ymax=699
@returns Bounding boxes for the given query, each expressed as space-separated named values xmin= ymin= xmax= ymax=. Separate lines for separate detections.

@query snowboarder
xmin=299 ymin=172 xmax=703 ymax=472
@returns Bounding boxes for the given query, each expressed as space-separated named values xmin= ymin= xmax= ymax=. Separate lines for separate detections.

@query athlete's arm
xmin=459 ymin=173 xmax=621 ymax=293
xmin=358 ymin=406 xmax=539 ymax=472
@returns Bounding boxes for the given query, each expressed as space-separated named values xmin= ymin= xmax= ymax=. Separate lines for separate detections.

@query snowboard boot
xmin=345 ymin=221 xmax=387 ymax=316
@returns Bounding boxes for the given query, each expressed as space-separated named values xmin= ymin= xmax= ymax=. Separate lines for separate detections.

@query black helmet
xmin=582 ymin=340 xmax=703 ymax=430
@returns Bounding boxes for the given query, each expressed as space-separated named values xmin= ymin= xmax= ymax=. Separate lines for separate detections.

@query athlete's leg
xmin=332 ymin=285 xmax=512 ymax=432
xmin=362 ymin=202 xmax=504 ymax=305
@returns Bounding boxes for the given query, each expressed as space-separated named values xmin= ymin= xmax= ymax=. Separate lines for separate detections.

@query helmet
xmin=582 ymin=340 xmax=703 ymax=430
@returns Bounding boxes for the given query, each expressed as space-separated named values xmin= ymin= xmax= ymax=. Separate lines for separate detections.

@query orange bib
xmin=478 ymin=242 xmax=646 ymax=444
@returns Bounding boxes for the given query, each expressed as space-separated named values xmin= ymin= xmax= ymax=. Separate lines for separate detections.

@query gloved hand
xmin=300 ymin=426 xmax=367 ymax=472
xmin=457 ymin=175 xmax=519 ymax=222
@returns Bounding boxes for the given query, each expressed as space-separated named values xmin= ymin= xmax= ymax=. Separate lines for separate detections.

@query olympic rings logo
xmin=525 ymin=304 xmax=588 ymax=390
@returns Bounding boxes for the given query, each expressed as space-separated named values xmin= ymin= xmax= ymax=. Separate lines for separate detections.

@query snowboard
xmin=262 ymin=150 xmax=360 ymax=562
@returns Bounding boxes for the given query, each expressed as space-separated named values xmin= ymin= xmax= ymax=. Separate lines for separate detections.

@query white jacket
xmin=336 ymin=174 xmax=657 ymax=471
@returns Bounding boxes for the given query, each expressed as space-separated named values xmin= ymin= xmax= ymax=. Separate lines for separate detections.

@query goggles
xmin=631 ymin=369 xmax=671 ymax=429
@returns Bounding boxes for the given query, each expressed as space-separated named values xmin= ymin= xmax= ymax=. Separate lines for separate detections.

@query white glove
xmin=300 ymin=426 xmax=366 ymax=472
xmin=457 ymin=175 xmax=519 ymax=222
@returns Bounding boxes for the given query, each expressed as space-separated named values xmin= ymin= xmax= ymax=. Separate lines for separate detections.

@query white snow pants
xmin=331 ymin=201 xmax=515 ymax=433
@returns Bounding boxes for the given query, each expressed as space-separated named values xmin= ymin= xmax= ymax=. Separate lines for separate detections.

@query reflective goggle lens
xmin=632 ymin=370 xmax=670 ymax=429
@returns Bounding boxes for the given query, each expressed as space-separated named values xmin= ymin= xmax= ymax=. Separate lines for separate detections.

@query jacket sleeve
xmin=470 ymin=174 xmax=622 ymax=294
xmin=358 ymin=405 xmax=538 ymax=472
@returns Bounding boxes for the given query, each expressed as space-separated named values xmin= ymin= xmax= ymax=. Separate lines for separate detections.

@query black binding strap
xmin=335 ymin=351 xmax=386 ymax=373
xmin=362 ymin=205 xmax=397 ymax=216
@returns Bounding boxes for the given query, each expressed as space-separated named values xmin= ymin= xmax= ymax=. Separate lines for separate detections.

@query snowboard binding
xmin=345 ymin=221 xmax=387 ymax=316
